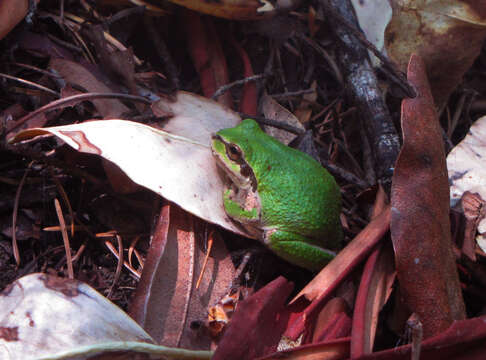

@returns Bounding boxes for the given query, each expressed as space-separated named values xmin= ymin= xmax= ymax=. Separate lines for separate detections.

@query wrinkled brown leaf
xmin=50 ymin=58 xmax=129 ymax=118
xmin=0 ymin=0 xmax=37 ymax=40
xmin=390 ymin=54 xmax=465 ymax=338
xmin=261 ymin=92 xmax=305 ymax=145
xmin=130 ymin=203 xmax=235 ymax=349
xmin=385 ymin=0 xmax=486 ymax=105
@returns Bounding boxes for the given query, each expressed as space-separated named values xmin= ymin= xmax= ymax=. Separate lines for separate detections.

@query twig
xmin=49 ymin=167 xmax=75 ymax=237
xmin=8 ymin=92 xmax=151 ymax=135
xmin=270 ymin=88 xmax=315 ymax=100
xmin=46 ymin=33 xmax=83 ymax=54
xmin=322 ymin=160 xmax=369 ymax=189
xmin=143 ymin=15 xmax=180 ymax=89
xmin=54 ymin=198 xmax=74 ymax=279
xmin=9 ymin=63 xmax=63 ymax=79
xmin=104 ymin=237 xmax=141 ymax=279
xmin=12 ymin=163 xmax=32 ymax=266
xmin=0 ymin=72 xmax=60 ymax=97
xmin=4 ymin=143 xmax=104 ymax=187
xmin=301 ymin=35 xmax=344 ymax=86
xmin=106 ymin=5 xmax=145 ymax=26
xmin=212 ymin=74 xmax=266 ymax=100
xmin=319 ymin=2 xmax=415 ymax=98
xmin=321 ymin=0 xmax=401 ymax=189
xmin=107 ymin=234 xmax=124 ymax=298
xmin=196 ymin=231 xmax=214 ymax=289
xmin=128 ymin=236 xmax=141 ymax=269
xmin=360 ymin=119 xmax=377 ymax=185
xmin=238 ymin=113 xmax=305 ymax=135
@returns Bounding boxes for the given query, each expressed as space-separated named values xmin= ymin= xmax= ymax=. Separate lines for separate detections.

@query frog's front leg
xmin=264 ymin=230 xmax=336 ymax=272
xmin=223 ymin=188 xmax=263 ymax=239
xmin=223 ymin=188 xmax=260 ymax=222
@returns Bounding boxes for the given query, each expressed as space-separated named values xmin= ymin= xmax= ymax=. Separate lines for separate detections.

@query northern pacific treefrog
xmin=211 ymin=119 xmax=343 ymax=271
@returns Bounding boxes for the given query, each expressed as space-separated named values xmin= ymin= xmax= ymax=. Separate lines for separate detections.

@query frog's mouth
xmin=215 ymin=158 xmax=252 ymax=190
xmin=211 ymin=136 xmax=257 ymax=191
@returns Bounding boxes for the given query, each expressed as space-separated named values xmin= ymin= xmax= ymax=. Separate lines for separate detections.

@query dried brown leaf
xmin=390 ymin=54 xmax=465 ymax=338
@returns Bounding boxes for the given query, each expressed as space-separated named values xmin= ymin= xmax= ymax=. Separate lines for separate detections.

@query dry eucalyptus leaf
xmin=0 ymin=0 xmax=36 ymax=40
xmin=447 ymin=115 xmax=486 ymax=252
xmin=164 ymin=0 xmax=293 ymax=20
xmin=385 ymin=0 xmax=486 ymax=105
xmin=261 ymin=92 xmax=304 ymax=145
xmin=351 ymin=0 xmax=392 ymax=66
xmin=0 ymin=273 xmax=212 ymax=360
xmin=50 ymin=58 xmax=129 ymax=118
xmin=10 ymin=119 xmax=248 ymax=238
xmin=153 ymin=91 xmax=241 ymax=145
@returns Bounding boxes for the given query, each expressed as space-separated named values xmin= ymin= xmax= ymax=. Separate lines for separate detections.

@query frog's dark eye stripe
xmin=227 ymin=143 xmax=242 ymax=161
xmin=240 ymin=163 xmax=258 ymax=192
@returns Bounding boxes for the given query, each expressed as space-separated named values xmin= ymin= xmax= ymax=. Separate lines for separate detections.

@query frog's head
xmin=211 ymin=119 xmax=260 ymax=191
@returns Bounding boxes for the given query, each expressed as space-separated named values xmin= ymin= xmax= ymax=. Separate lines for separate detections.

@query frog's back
xmin=249 ymin=134 xmax=342 ymax=248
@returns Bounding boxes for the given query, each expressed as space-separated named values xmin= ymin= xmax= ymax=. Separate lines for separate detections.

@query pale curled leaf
xmin=152 ymin=91 xmax=241 ymax=145
xmin=351 ymin=0 xmax=392 ymax=66
xmin=261 ymin=93 xmax=304 ymax=145
xmin=0 ymin=273 xmax=212 ymax=359
xmin=10 ymin=119 xmax=250 ymax=238
xmin=0 ymin=273 xmax=207 ymax=359
xmin=447 ymin=115 xmax=486 ymax=252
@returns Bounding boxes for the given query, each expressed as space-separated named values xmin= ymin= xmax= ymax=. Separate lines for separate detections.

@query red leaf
xmin=286 ymin=207 xmax=390 ymax=341
xmin=313 ymin=298 xmax=352 ymax=342
xmin=351 ymin=244 xmax=395 ymax=357
xmin=184 ymin=11 xmax=232 ymax=108
xmin=213 ymin=277 xmax=294 ymax=360
xmin=352 ymin=315 xmax=486 ymax=360
xmin=229 ymin=36 xmax=257 ymax=116
xmin=390 ymin=54 xmax=465 ymax=338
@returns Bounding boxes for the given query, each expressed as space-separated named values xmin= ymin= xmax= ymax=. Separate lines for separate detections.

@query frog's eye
xmin=227 ymin=143 xmax=242 ymax=161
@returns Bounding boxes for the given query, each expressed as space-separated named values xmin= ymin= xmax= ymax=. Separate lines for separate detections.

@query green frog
xmin=211 ymin=119 xmax=342 ymax=271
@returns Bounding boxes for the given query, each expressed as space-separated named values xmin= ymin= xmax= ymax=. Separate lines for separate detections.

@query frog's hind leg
xmin=263 ymin=229 xmax=335 ymax=272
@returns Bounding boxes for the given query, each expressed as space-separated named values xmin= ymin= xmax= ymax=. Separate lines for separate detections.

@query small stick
xmin=212 ymin=74 xmax=266 ymax=100
xmin=54 ymin=198 xmax=74 ymax=279
xmin=12 ymin=164 xmax=32 ymax=266
xmin=107 ymin=234 xmax=124 ymax=298
xmin=0 ymin=72 xmax=60 ymax=97
xmin=8 ymin=92 xmax=151 ymax=135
